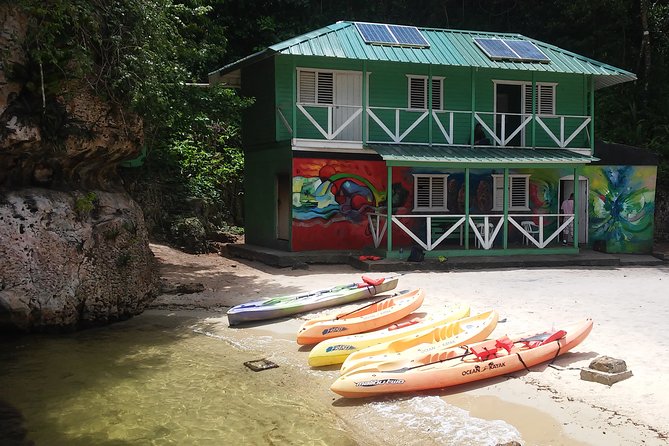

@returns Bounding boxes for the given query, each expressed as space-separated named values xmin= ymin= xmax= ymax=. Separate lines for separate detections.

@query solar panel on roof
xmin=473 ymin=37 xmax=551 ymax=63
xmin=504 ymin=40 xmax=550 ymax=62
xmin=387 ymin=25 xmax=429 ymax=47
xmin=355 ymin=23 xmax=397 ymax=45
xmin=473 ymin=38 xmax=518 ymax=60
xmin=354 ymin=22 xmax=429 ymax=48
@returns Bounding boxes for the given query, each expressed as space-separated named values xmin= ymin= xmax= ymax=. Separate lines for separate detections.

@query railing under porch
xmin=367 ymin=212 xmax=576 ymax=252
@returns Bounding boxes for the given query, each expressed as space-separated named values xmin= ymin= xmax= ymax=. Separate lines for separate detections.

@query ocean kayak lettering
xmin=462 ymin=362 xmax=505 ymax=376
xmin=354 ymin=378 xmax=405 ymax=387
xmin=325 ymin=344 xmax=356 ymax=352
xmin=322 ymin=326 xmax=347 ymax=335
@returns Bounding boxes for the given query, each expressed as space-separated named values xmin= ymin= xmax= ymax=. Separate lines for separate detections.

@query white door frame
xmin=559 ymin=175 xmax=589 ymax=244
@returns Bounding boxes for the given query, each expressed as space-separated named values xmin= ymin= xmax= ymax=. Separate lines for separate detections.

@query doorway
xmin=559 ymin=176 xmax=589 ymax=244
xmin=276 ymin=174 xmax=290 ymax=241
xmin=333 ymin=72 xmax=362 ymax=141
xmin=495 ymin=83 xmax=523 ymax=146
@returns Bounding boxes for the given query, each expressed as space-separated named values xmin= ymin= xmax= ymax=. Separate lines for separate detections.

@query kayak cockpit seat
xmin=360 ymin=275 xmax=385 ymax=287
xmin=520 ymin=330 xmax=567 ymax=348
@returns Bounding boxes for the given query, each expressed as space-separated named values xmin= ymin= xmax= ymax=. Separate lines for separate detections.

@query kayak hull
xmin=227 ymin=276 xmax=399 ymax=325
xmin=330 ymin=319 xmax=593 ymax=398
xmin=296 ymin=289 xmax=425 ymax=345
xmin=339 ymin=310 xmax=498 ymax=376
xmin=308 ymin=301 xmax=469 ymax=367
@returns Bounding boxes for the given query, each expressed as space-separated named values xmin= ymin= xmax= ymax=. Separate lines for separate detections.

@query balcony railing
xmin=289 ymin=104 xmax=591 ymax=150
xmin=367 ymin=212 xmax=575 ymax=251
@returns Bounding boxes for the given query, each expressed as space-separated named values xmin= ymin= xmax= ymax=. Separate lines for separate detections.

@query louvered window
xmin=523 ymin=83 xmax=556 ymax=115
xmin=298 ymin=70 xmax=334 ymax=104
xmin=492 ymin=174 xmax=530 ymax=211
xmin=413 ymin=174 xmax=448 ymax=211
xmin=408 ymin=76 xmax=444 ymax=110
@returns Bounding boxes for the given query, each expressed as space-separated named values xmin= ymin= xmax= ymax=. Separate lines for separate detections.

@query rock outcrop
xmin=0 ymin=189 xmax=158 ymax=332
xmin=0 ymin=5 xmax=157 ymax=332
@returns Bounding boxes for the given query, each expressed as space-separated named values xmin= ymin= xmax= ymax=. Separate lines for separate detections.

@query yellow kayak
xmin=339 ymin=310 xmax=498 ymax=376
xmin=297 ymin=289 xmax=424 ymax=345
xmin=308 ymin=303 xmax=470 ymax=367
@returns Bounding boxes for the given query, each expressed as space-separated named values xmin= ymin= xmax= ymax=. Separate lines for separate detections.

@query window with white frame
xmin=298 ymin=70 xmax=334 ymax=104
xmin=491 ymin=174 xmax=530 ymax=211
xmin=413 ymin=174 xmax=449 ymax=211
xmin=407 ymin=76 xmax=444 ymax=110
xmin=523 ymin=83 xmax=556 ymax=115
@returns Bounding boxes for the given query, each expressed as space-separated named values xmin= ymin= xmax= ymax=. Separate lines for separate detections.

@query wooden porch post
xmin=573 ymin=166 xmax=579 ymax=247
xmin=292 ymin=58 xmax=297 ymax=139
xmin=503 ymin=168 xmax=509 ymax=249
xmin=362 ymin=61 xmax=367 ymax=144
xmin=531 ymin=73 xmax=536 ymax=148
xmin=386 ymin=165 xmax=393 ymax=254
xmin=428 ymin=64 xmax=433 ymax=146
xmin=590 ymin=76 xmax=595 ymax=155
xmin=464 ymin=167 xmax=470 ymax=249
xmin=470 ymin=67 xmax=476 ymax=148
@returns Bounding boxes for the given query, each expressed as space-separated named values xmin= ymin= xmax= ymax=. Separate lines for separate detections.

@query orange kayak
xmin=339 ymin=310 xmax=498 ymax=376
xmin=297 ymin=289 xmax=424 ymax=345
xmin=331 ymin=319 xmax=593 ymax=398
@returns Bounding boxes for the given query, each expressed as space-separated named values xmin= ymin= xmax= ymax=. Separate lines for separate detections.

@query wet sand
xmin=151 ymin=243 xmax=669 ymax=445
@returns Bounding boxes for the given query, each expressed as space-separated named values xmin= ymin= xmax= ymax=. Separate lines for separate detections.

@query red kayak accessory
xmin=362 ymin=275 xmax=385 ymax=286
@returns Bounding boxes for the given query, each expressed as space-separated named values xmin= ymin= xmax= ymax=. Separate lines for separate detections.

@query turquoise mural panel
xmin=585 ymin=165 xmax=656 ymax=253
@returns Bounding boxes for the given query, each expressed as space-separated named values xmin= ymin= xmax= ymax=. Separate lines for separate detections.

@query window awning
xmin=367 ymin=144 xmax=598 ymax=167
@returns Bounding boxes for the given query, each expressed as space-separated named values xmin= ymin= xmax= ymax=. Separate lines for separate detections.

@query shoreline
xmin=150 ymin=243 xmax=669 ymax=445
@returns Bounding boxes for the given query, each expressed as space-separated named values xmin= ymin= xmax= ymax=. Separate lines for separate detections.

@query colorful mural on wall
xmin=585 ymin=165 xmax=656 ymax=253
xmin=292 ymin=158 xmax=388 ymax=250
xmin=291 ymin=160 xmax=656 ymax=254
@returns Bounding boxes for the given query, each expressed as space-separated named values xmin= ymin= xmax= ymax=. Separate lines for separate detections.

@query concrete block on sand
xmin=581 ymin=356 xmax=633 ymax=385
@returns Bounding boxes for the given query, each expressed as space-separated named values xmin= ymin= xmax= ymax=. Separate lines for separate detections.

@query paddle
xmin=334 ymin=289 xmax=411 ymax=320
xmin=260 ymin=274 xmax=402 ymax=307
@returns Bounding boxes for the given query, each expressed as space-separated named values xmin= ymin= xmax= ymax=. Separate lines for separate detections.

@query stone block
xmin=589 ymin=356 xmax=628 ymax=373
xmin=580 ymin=368 xmax=633 ymax=385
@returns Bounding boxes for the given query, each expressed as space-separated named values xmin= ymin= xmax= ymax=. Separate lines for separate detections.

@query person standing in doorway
xmin=560 ymin=193 xmax=574 ymax=244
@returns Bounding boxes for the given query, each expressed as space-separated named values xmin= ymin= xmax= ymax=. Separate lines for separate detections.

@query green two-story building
xmin=210 ymin=21 xmax=657 ymax=257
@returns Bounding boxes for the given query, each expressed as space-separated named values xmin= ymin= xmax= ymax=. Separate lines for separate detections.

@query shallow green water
xmin=0 ymin=313 xmax=358 ymax=446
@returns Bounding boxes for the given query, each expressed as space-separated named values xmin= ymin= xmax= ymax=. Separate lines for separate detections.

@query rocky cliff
xmin=0 ymin=190 xmax=157 ymax=332
xmin=0 ymin=5 xmax=158 ymax=332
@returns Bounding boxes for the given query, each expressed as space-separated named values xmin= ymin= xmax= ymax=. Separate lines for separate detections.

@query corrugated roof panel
xmin=368 ymin=144 xmax=597 ymax=165
xmin=215 ymin=22 xmax=635 ymax=89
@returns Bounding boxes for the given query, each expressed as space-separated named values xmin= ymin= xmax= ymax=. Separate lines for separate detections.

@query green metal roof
xmin=210 ymin=21 xmax=636 ymax=90
xmin=369 ymin=144 xmax=598 ymax=167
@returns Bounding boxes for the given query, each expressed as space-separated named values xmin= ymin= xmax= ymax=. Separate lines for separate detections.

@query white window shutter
xmin=431 ymin=176 xmax=445 ymax=207
xmin=538 ymin=84 xmax=555 ymax=115
xmin=409 ymin=77 xmax=426 ymax=109
xmin=431 ymin=78 xmax=442 ymax=110
xmin=299 ymin=71 xmax=316 ymax=103
xmin=523 ymin=84 xmax=555 ymax=115
xmin=523 ymin=84 xmax=533 ymax=114
xmin=317 ymin=72 xmax=334 ymax=104
xmin=510 ymin=176 xmax=527 ymax=207
xmin=416 ymin=176 xmax=431 ymax=208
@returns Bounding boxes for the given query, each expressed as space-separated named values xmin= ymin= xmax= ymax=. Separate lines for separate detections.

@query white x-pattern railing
xmin=293 ymin=104 xmax=592 ymax=150
xmin=296 ymin=103 xmax=362 ymax=140
xmin=367 ymin=212 xmax=575 ymax=251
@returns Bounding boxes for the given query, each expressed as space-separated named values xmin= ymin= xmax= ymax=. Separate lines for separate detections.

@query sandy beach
xmin=151 ymin=243 xmax=669 ymax=445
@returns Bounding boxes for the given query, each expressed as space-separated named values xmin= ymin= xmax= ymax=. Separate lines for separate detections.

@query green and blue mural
xmin=585 ymin=165 xmax=656 ymax=253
